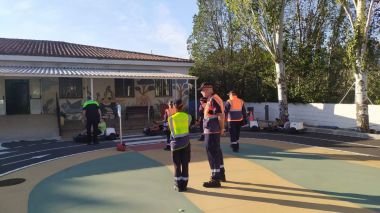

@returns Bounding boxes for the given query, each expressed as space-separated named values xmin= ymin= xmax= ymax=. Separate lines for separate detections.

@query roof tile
xmin=0 ymin=38 xmax=192 ymax=63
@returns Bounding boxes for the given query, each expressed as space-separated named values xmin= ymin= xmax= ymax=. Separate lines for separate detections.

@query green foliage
xmin=189 ymin=0 xmax=380 ymax=104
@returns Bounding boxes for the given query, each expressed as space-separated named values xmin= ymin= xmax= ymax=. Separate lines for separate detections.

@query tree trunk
xmin=354 ymin=0 xmax=369 ymax=132
xmin=355 ymin=62 xmax=369 ymax=132
xmin=275 ymin=60 xmax=289 ymax=122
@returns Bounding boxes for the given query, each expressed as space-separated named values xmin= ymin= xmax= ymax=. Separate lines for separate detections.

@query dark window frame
xmin=59 ymin=78 xmax=83 ymax=99
xmin=115 ymin=79 xmax=135 ymax=98
xmin=155 ymin=79 xmax=173 ymax=97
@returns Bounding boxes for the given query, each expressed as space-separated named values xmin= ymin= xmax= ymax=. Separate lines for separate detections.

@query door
xmin=5 ymin=80 xmax=30 ymax=114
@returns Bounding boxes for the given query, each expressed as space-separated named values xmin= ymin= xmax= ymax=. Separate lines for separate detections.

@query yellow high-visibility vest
xmin=168 ymin=112 xmax=189 ymax=138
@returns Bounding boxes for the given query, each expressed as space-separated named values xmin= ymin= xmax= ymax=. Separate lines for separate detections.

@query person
xmin=198 ymin=97 xmax=207 ymax=141
xmin=163 ymin=100 xmax=177 ymax=151
xmin=167 ymin=99 xmax=192 ymax=192
xmin=82 ymin=97 xmax=101 ymax=145
xmin=199 ymin=82 xmax=226 ymax=188
xmin=98 ymin=118 xmax=107 ymax=135
xmin=225 ymin=91 xmax=247 ymax=152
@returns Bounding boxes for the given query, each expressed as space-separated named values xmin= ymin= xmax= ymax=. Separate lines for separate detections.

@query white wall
xmin=245 ymin=102 xmax=380 ymax=131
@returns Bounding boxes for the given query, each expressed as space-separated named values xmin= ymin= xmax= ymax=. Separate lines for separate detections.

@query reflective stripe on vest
xmin=83 ymin=100 xmax=99 ymax=108
xmin=204 ymin=94 xmax=224 ymax=119
xmin=227 ymin=97 xmax=243 ymax=121
xmin=168 ymin=112 xmax=189 ymax=138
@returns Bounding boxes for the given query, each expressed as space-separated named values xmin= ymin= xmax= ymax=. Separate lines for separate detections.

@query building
xmin=0 ymin=38 xmax=197 ymax=141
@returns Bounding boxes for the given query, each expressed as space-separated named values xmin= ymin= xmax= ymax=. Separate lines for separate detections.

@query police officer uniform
xmin=168 ymin=99 xmax=192 ymax=192
xmin=225 ymin=91 xmax=247 ymax=152
xmin=199 ymin=83 xmax=226 ymax=188
xmin=82 ymin=98 xmax=101 ymax=145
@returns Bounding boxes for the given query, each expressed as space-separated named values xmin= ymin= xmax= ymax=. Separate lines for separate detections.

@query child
xmin=167 ymin=99 xmax=192 ymax=192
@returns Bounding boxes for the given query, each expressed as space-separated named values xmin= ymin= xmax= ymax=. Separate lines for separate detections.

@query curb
xmin=305 ymin=127 xmax=380 ymax=140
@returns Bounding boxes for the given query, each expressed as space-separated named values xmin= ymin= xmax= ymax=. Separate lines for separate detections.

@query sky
xmin=0 ymin=0 xmax=198 ymax=59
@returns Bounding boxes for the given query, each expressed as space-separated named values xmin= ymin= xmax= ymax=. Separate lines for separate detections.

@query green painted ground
xmin=222 ymin=143 xmax=380 ymax=212
xmin=28 ymin=152 xmax=201 ymax=213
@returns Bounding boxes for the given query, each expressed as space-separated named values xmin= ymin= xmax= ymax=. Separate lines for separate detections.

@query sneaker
xmin=163 ymin=146 xmax=171 ymax=151
xmin=220 ymin=174 xmax=226 ymax=182
xmin=203 ymin=179 xmax=221 ymax=188
xmin=232 ymin=147 xmax=239 ymax=152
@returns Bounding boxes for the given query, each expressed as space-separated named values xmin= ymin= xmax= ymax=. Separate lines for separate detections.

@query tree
xmin=227 ymin=0 xmax=289 ymax=122
xmin=337 ymin=0 xmax=379 ymax=132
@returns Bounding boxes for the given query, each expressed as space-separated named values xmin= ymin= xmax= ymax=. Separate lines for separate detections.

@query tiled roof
xmin=0 ymin=38 xmax=191 ymax=63
xmin=0 ymin=66 xmax=197 ymax=79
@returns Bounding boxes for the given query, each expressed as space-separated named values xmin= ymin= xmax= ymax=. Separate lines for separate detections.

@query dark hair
xmin=174 ymin=99 xmax=184 ymax=109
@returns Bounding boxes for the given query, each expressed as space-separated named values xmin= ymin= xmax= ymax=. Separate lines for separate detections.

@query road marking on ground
xmin=0 ymin=148 xmax=114 ymax=177
xmin=0 ymin=144 xmax=85 ymax=160
xmin=256 ymin=132 xmax=380 ymax=148
xmin=2 ymin=154 xmax=51 ymax=166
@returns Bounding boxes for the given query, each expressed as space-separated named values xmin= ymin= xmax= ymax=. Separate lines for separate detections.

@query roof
xmin=0 ymin=38 xmax=192 ymax=63
xmin=0 ymin=66 xmax=197 ymax=80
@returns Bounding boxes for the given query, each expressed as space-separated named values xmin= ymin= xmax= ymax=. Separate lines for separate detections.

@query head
xmin=174 ymin=99 xmax=184 ymax=111
xmin=228 ymin=91 xmax=237 ymax=99
xmin=168 ymin=100 xmax=174 ymax=108
xmin=198 ymin=82 xmax=214 ymax=98
xmin=87 ymin=96 xmax=92 ymax=101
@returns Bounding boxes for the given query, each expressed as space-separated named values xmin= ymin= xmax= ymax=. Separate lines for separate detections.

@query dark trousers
xmin=229 ymin=121 xmax=241 ymax=142
xmin=166 ymin=130 xmax=171 ymax=147
xmin=199 ymin=119 xmax=204 ymax=139
xmin=205 ymin=133 xmax=225 ymax=180
xmin=86 ymin=117 xmax=99 ymax=144
xmin=172 ymin=143 xmax=191 ymax=188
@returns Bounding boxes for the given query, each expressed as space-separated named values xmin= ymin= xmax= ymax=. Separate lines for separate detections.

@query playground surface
xmin=1 ymin=132 xmax=380 ymax=213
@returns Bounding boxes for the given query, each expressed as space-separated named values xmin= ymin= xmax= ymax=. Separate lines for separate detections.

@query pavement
xmin=0 ymin=131 xmax=380 ymax=213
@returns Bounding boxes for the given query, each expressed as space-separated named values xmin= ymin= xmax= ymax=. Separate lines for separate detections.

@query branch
xmin=341 ymin=0 xmax=355 ymax=29
xmin=365 ymin=0 xmax=375 ymax=35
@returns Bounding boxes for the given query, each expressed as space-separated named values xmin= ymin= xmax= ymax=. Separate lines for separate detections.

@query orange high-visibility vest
xmin=227 ymin=97 xmax=244 ymax=121
xmin=204 ymin=94 xmax=224 ymax=119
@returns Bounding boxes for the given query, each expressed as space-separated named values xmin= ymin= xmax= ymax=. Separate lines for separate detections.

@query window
xmin=155 ymin=79 xmax=173 ymax=97
xmin=115 ymin=79 xmax=135 ymax=97
xmin=59 ymin=78 xmax=83 ymax=98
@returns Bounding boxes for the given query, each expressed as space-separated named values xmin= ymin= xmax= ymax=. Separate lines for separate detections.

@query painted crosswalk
xmin=113 ymin=133 xmax=201 ymax=146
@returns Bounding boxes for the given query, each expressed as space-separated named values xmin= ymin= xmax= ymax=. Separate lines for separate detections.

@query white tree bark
xmin=275 ymin=60 xmax=288 ymax=122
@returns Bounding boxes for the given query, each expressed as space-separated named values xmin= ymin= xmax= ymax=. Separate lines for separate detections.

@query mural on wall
xmin=41 ymin=78 xmax=58 ymax=114
xmin=173 ymin=80 xmax=191 ymax=111
xmin=135 ymin=79 xmax=155 ymax=106
xmin=94 ymin=85 xmax=114 ymax=102
xmin=60 ymin=99 xmax=83 ymax=120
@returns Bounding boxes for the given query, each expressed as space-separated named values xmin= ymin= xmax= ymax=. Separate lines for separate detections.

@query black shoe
xmin=232 ymin=148 xmax=239 ymax=152
xmin=220 ymin=174 xmax=226 ymax=182
xmin=94 ymin=142 xmax=99 ymax=145
xmin=163 ymin=146 xmax=170 ymax=151
xmin=198 ymin=136 xmax=204 ymax=141
xmin=203 ymin=179 xmax=221 ymax=188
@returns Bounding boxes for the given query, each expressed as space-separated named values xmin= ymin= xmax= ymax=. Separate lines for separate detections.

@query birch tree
xmin=227 ymin=0 xmax=289 ymax=122
xmin=337 ymin=0 xmax=379 ymax=132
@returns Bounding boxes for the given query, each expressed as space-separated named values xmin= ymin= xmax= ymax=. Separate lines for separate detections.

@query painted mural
xmin=135 ymin=79 xmax=155 ymax=106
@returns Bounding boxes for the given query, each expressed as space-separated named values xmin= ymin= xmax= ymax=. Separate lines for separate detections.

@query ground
xmin=0 ymin=132 xmax=380 ymax=213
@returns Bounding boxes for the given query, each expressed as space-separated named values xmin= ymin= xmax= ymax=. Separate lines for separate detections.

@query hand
xmin=220 ymin=129 xmax=225 ymax=136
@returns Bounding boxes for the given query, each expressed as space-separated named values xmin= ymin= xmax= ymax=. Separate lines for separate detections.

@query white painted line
xmin=257 ymin=138 xmax=380 ymax=158
xmin=0 ymin=147 xmax=115 ymax=177
xmin=0 ymin=144 xmax=85 ymax=160
xmin=124 ymin=139 xmax=165 ymax=146
xmin=31 ymin=154 xmax=50 ymax=159
xmin=258 ymin=132 xmax=380 ymax=148
xmin=122 ymin=136 xmax=165 ymax=141
xmin=0 ymin=151 xmax=12 ymax=156
xmin=121 ymin=134 xmax=145 ymax=138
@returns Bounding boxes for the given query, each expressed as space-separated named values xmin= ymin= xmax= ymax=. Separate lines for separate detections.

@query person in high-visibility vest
xmin=199 ymin=82 xmax=226 ymax=188
xmin=225 ymin=91 xmax=247 ymax=152
xmin=163 ymin=100 xmax=177 ymax=151
xmin=167 ymin=99 xmax=192 ymax=192
xmin=82 ymin=97 xmax=101 ymax=145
